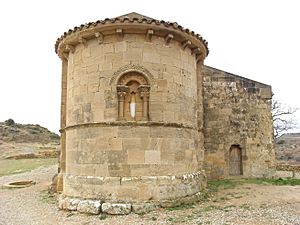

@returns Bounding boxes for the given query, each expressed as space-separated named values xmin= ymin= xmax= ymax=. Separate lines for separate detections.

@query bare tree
xmin=272 ymin=99 xmax=298 ymax=138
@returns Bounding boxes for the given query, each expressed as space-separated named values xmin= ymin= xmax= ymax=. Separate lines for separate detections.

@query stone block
xmin=161 ymin=151 xmax=174 ymax=163
xmin=145 ymin=151 xmax=161 ymax=164
xmin=143 ymin=52 xmax=160 ymax=63
xmin=108 ymin=164 xmax=131 ymax=176
xmin=102 ymin=43 xmax=114 ymax=53
xmin=109 ymin=138 xmax=123 ymax=151
xmin=105 ymin=52 xmax=123 ymax=62
xmin=114 ymin=41 xmax=127 ymax=52
xmin=130 ymin=164 xmax=151 ymax=176
xmin=58 ymin=197 xmax=80 ymax=211
xmin=132 ymin=203 xmax=157 ymax=214
xmin=273 ymin=170 xmax=293 ymax=178
xmin=107 ymin=151 xmax=126 ymax=164
xmin=127 ymin=149 xmax=145 ymax=164
xmin=77 ymin=200 xmax=101 ymax=214
xmin=150 ymin=112 xmax=163 ymax=121
xmin=101 ymin=203 xmax=131 ymax=215
xmin=123 ymin=51 xmax=142 ymax=61
xmin=260 ymin=87 xmax=272 ymax=99
xmin=128 ymin=137 xmax=149 ymax=150
xmin=117 ymin=187 xmax=139 ymax=200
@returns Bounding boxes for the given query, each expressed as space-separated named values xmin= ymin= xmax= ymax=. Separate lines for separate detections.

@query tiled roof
xmin=55 ymin=12 xmax=209 ymax=54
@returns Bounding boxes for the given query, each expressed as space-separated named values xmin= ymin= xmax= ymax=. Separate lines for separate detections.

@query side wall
xmin=203 ymin=66 xmax=275 ymax=179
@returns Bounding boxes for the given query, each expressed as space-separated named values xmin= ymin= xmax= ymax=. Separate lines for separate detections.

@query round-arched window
xmin=116 ymin=72 xmax=150 ymax=121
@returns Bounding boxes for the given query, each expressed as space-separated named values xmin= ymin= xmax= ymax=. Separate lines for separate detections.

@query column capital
xmin=137 ymin=85 xmax=150 ymax=98
xmin=117 ymin=85 xmax=129 ymax=98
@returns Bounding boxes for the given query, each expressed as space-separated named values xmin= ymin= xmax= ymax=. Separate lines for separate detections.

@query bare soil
xmin=0 ymin=165 xmax=299 ymax=225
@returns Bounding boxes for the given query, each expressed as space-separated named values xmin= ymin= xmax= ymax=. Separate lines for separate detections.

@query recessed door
xmin=229 ymin=145 xmax=243 ymax=176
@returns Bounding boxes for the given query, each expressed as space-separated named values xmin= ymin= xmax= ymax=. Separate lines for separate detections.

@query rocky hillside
xmin=275 ymin=133 xmax=300 ymax=165
xmin=0 ymin=119 xmax=59 ymax=143
xmin=0 ymin=119 xmax=60 ymax=159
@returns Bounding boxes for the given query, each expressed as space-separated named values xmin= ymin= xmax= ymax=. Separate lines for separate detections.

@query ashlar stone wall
xmin=203 ymin=66 xmax=276 ymax=179
xmin=54 ymin=12 xmax=275 ymax=214
xmin=62 ymin=32 xmax=206 ymax=202
xmin=66 ymin=34 xmax=198 ymax=126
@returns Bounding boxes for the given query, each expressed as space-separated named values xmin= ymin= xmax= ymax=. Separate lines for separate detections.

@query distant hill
xmin=0 ymin=119 xmax=59 ymax=144
xmin=0 ymin=119 xmax=60 ymax=159
xmin=276 ymin=133 xmax=300 ymax=165
xmin=277 ymin=133 xmax=300 ymax=145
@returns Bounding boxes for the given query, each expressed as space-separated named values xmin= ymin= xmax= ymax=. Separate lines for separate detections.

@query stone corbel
xmin=62 ymin=52 xmax=69 ymax=60
xmin=65 ymin=44 xmax=75 ymax=54
xmin=192 ymin=47 xmax=201 ymax=55
xmin=196 ymin=53 xmax=204 ymax=64
xmin=95 ymin=32 xmax=104 ymax=44
xmin=165 ymin=33 xmax=174 ymax=45
xmin=78 ymin=37 xmax=88 ymax=47
xmin=182 ymin=40 xmax=192 ymax=50
xmin=116 ymin=28 xmax=123 ymax=40
xmin=146 ymin=29 xmax=154 ymax=41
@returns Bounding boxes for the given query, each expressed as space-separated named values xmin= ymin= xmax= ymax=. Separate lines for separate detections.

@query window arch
xmin=117 ymin=72 xmax=150 ymax=121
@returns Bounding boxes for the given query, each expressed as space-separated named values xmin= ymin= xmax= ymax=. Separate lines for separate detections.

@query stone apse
xmin=54 ymin=12 xmax=275 ymax=214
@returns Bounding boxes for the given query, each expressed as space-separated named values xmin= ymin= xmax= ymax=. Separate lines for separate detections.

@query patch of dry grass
xmin=0 ymin=158 xmax=57 ymax=176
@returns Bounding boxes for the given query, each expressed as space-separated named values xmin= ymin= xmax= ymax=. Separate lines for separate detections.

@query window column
xmin=138 ymin=85 xmax=150 ymax=120
xmin=117 ymin=85 xmax=129 ymax=120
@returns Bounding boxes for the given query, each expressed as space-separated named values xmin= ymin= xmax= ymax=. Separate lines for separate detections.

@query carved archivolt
xmin=110 ymin=64 xmax=154 ymax=85
xmin=118 ymin=73 xmax=148 ymax=86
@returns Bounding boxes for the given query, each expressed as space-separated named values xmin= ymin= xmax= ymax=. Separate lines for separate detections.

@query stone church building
xmin=54 ymin=13 xmax=275 ymax=214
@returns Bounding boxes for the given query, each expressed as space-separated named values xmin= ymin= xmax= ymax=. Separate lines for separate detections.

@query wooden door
xmin=229 ymin=145 xmax=243 ymax=176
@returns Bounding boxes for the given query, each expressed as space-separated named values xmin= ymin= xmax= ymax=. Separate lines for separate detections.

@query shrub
xmin=4 ymin=119 xmax=15 ymax=126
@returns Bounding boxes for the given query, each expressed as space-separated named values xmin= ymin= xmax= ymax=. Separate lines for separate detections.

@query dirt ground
xmin=0 ymin=165 xmax=299 ymax=225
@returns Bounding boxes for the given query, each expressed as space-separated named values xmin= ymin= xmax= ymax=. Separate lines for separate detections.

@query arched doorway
xmin=229 ymin=145 xmax=243 ymax=176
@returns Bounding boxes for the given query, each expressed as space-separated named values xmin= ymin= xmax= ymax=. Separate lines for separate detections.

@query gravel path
xmin=0 ymin=165 xmax=299 ymax=225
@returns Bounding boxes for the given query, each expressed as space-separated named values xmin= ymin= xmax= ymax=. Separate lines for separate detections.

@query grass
xmin=253 ymin=178 xmax=300 ymax=186
xmin=98 ymin=214 xmax=107 ymax=220
xmin=208 ymin=177 xmax=300 ymax=192
xmin=0 ymin=158 xmax=57 ymax=176
xmin=207 ymin=179 xmax=246 ymax=192
xmin=240 ymin=203 xmax=251 ymax=210
xmin=166 ymin=204 xmax=195 ymax=211
xmin=203 ymin=205 xmax=220 ymax=212
xmin=40 ymin=190 xmax=57 ymax=204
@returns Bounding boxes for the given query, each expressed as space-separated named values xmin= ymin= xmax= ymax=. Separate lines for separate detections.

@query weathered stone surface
xmin=55 ymin=12 xmax=275 ymax=213
xmin=131 ymin=203 xmax=157 ymax=214
xmin=77 ymin=200 xmax=101 ymax=214
xmin=58 ymin=197 xmax=79 ymax=211
xmin=203 ymin=66 xmax=275 ymax=179
xmin=101 ymin=203 xmax=131 ymax=215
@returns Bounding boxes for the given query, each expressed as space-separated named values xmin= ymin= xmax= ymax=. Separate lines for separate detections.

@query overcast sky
xmin=0 ymin=0 xmax=299 ymax=134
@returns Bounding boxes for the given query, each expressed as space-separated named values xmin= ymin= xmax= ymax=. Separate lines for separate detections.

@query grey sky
xmin=0 ymin=0 xmax=299 ymax=133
